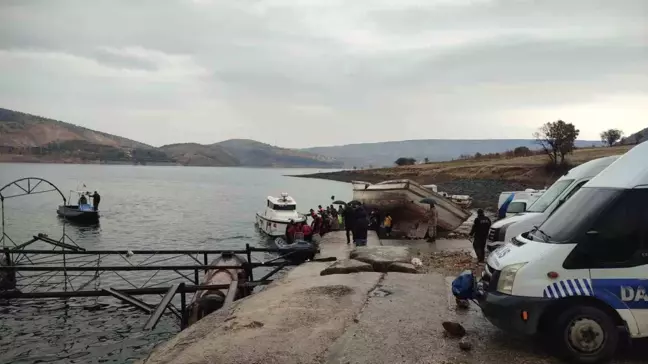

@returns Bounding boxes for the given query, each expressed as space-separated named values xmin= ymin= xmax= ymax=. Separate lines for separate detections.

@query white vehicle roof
xmin=586 ymin=142 xmax=648 ymax=189
xmin=559 ymin=155 xmax=620 ymax=180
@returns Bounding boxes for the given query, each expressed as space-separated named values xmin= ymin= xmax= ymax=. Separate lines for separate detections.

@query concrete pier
xmin=141 ymin=231 xmax=647 ymax=364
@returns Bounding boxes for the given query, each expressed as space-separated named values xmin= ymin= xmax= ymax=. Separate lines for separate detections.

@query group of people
xmin=283 ymin=198 xmax=493 ymax=264
xmin=77 ymin=191 xmax=101 ymax=211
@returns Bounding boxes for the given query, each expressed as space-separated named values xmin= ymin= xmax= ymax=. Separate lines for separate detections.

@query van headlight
xmin=496 ymin=263 xmax=527 ymax=295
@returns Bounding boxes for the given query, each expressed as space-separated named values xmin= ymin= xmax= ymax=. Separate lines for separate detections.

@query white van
xmin=487 ymin=155 xmax=620 ymax=252
xmin=497 ymin=189 xmax=545 ymax=218
xmin=478 ymin=142 xmax=648 ymax=363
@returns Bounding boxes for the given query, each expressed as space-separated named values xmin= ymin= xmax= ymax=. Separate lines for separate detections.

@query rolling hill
xmin=0 ymin=108 xmax=342 ymax=167
xmin=161 ymin=139 xmax=343 ymax=168
xmin=159 ymin=143 xmax=240 ymax=167
xmin=303 ymin=139 xmax=605 ymax=168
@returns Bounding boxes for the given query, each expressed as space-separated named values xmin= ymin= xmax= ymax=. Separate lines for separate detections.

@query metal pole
xmin=180 ymin=283 xmax=188 ymax=330
xmin=194 ymin=269 xmax=199 ymax=285
xmin=203 ymin=253 xmax=208 ymax=273
xmin=246 ymin=244 xmax=254 ymax=281
xmin=1 ymin=198 xmax=4 ymax=249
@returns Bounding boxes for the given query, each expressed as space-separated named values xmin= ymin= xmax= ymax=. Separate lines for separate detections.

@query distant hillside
xmin=160 ymin=143 xmax=240 ymax=167
xmin=0 ymin=108 xmax=172 ymax=164
xmin=301 ymin=145 xmax=634 ymax=208
xmin=0 ymin=108 xmax=151 ymax=149
xmin=622 ymin=127 xmax=648 ymax=145
xmin=303 ymin=139 xmax=604 ymax=168
xmin=0 ymin=108 xmax=341 ymax=167
xmin=215 ymin=139 xmax=342 ymax=168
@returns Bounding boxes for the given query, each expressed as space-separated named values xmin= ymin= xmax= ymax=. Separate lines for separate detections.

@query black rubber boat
xmin=273 ymin=237 xmax=318 ymax=263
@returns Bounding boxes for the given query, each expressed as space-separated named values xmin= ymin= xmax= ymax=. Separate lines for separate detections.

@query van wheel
xmin=550 ymin=305 xmax=618 ymax=364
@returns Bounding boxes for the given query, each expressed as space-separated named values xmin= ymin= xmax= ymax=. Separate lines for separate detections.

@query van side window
xmin=569 ymin=189 xmax=648 ymax=268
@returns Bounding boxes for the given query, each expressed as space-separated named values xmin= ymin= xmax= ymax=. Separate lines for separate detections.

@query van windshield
xmin=529 ymin=188 xmax=621 ymax=243
xmin=525 ymin=179 xmax=574 ymax=213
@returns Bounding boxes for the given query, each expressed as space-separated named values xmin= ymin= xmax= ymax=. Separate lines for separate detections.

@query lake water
xmin=0 ymin=163 xmax=351 ymax=364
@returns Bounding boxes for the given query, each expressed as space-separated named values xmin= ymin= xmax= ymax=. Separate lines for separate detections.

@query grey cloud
xmin=0 ymin=0 xmax=646 ymax=147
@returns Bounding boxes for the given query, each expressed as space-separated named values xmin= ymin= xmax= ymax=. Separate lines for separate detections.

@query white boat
xmin=256 ymin=193 xmax=306 ymax=237
xmin=353 ymin=179 xmax=472 ymax=231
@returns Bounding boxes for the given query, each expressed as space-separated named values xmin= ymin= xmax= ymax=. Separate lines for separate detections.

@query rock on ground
xmin=320 ymin=259 xmax=374 ymax=276
xmin=387 ymin=262 xmax=418 ymax=274
xmin=442 ymin=321 xmax=467 ymax=338
xmin=350 ymin=246 xmax=411 ymax=271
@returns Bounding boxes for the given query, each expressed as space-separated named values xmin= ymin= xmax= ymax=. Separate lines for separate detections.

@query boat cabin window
xmin=269 ymin=202 xmax=296 ymax=211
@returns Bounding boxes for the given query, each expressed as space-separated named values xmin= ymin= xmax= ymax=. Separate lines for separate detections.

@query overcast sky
xmin=0 ymin=0 xmax=646 ymax=148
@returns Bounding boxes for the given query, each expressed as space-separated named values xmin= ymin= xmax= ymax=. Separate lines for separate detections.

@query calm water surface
xmin=0 ymin=163 xmax=350 ymax=364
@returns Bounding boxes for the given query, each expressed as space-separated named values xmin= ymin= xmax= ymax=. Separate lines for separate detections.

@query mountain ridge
xmin=302 ymin=138 xmax=607 ymax=168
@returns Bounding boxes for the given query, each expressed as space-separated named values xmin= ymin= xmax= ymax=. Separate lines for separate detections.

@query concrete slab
xmin=350 ymin=246 xmax=411 ymax=272
xmin=141 ymin=272 xmax=384 ymax=364
xmin=320 ymin=259 xmax=374 ymax=276
xmin=389 ymin=262 xmax=418 ymax=274
xmin=324 ymin=273 xmax=451 ymax=364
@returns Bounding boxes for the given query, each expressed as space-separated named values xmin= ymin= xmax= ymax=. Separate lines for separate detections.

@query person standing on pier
xmin=469 ymin=209 xmax=492 ymax=263
xmin=353 ymin=208 xmax=369 ymax=246
xmin=343 ymin=206 xmax=356 ymax=244
xmin=426 ymin=202 xmax=439 ymax=242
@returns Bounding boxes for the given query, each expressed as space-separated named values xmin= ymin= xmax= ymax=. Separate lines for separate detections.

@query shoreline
xmin=290 ymin=170 xmax=545 ymax=210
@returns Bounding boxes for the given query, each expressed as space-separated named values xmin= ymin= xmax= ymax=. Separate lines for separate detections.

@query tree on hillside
xmin=394 ymin=157 xmax=416 ymax=166
xmin=600 ymin=129 xmax=624 ymax=147
xmin=513 ymin=146 xmax=532 ymax=157
xmin=533 ymin=120 xmax=580 ymax=167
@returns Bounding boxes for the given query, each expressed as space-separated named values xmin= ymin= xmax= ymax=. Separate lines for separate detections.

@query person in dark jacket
xmin=91 ymin=191 xmax=101 ymax=211
xmin=343 ymin=206 xmax=356 ymax=244
xmin=470 ymin=209 xmax=492 ymax=263
xmin=353 ymin=208 xmax=369 ymax=246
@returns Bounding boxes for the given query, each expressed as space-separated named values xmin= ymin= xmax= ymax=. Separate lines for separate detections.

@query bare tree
xmin=533 ymin=120 xmax=580 ymax=167
xmin=600 ymin=129 xmax=624 ymax=147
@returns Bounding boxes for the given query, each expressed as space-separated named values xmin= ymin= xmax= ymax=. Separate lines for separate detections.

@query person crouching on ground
xmin=469 ymin=209 xmax=492 ymax=263
xmin=353 ymin=208 xmax=369 ymax=246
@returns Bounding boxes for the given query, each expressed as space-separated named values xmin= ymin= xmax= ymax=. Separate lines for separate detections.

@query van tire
xmin=550 ymin=305 xmax=618 ymax=364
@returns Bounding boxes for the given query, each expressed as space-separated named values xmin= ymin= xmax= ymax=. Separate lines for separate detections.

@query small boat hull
xmin=57 ymin=205 xmax=99 ymax=223
xmin=256 ymin=214 xmax=305 ymax=237
xmin=187 ymin=253 xmax=247 ymax=326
